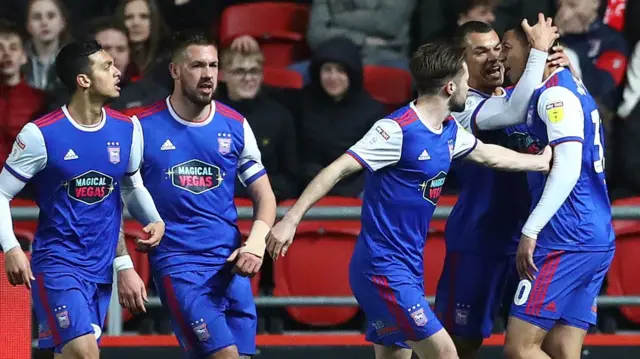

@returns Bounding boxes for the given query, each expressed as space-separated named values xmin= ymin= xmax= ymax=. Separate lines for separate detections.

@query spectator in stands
xmin=24 ymin=0 xmax=72 ymax=91
xmin=115 ymin=0 xmax=169 ymax=77
xmin=282 ymin=37 xmax=385 ymax=197
xmin=289 ymin=0 xmax=417 ymax=83
xmin=217 ymin=46 xmax=299 ymax=202
xmin=90 ymin=17 xmax=134 ymax=84
xmin=419 ymin=0 xmax=498 ymax=43
xmin=556 ymin=0 xmax=629 ymax=110
xmin=0 ymin=21 xmax=45 ymax=167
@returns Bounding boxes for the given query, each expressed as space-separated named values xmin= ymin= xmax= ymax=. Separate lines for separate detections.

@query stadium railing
xmin=10 ymin=205 xmax=640 ymax=335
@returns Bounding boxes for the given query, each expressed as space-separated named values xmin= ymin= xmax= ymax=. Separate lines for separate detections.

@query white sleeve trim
xmin=475 ymin=48 xmax=548 ymax=131
xmin=536 ymin=86 xmax=584 ymax=145
xmin=347 ymin=119 xmax=403 ymax=171
xmin=237 ymin=119 xmax=266 ymax=187
xmin=452 ymin=120 xmax=478 ymax=159
xmin=0 ymin=170 xmax=27 ymax=252
xmin=4 ymin=123 xmax=47 ymax=181
xmin=127 ymin=115 xmax=143 ymax=174
xmin=522 ymin=141 xmax=582 ymax=239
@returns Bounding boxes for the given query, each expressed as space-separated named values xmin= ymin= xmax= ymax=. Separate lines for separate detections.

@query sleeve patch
xmin=545 ymin=101 xmax=565 ymax=123
xmin=15 ymin=137 xmax=25 ymax=150
xmin=376 ymin=126 xmax=390 ymax=140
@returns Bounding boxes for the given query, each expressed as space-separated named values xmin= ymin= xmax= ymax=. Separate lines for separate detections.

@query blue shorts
xmin=510 ymin=249 xmax=614 ymax=331
xmin=435 ymin=252 xmax=517 ymax=339
xmin=350 ymin=269 xmax=443 ymax=348
xmin=154 ymin=267 xmax=257 ymax=359
xmin=31 ymin=273 xmax=111 ymax=353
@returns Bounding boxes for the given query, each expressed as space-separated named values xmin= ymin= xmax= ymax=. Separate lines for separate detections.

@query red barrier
xmin=0 ymin=252 xmax=32 ymax=359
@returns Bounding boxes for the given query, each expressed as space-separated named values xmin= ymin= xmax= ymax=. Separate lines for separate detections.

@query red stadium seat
xmin=219 ymin=3 xmax=310 ymax=66
xmin=273 ymin=221 xmax=359 ymax=326
xmin=607 ymin=197 xmax=640 ymax=324
xmin=363 ymin=65 xmax=413 ymax=112
xmin=262 ymin=66 xmax=304 ymax=89
xmin=0 ymin=252 xmax=31 ymax=359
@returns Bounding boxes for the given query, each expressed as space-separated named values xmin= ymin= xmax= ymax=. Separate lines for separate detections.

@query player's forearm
xmin=469 ymin=143 xmax=548 ymax=172
xmin=284 ymin=156 xmax=355 ymax=225
xmin=247 ymin=176 xmax=277 ymax=227
xmin=121 ymin=186 xmax=162 ymax=225
xmin=0 ymin=194 xmax=19 ymax=253
xmin=522 ymin=142 xmax=582 ymax=239
xmin=476 ymin=49 xmax=547 ymax=130
xmin=115 ymin=214 xmax=128 ymax=257
xmin=0 ymin=170 xmax=28 ymax=252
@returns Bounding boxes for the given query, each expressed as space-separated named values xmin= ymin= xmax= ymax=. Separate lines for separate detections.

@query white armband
xmin=114 ymin=255 xmax=134 ymax=272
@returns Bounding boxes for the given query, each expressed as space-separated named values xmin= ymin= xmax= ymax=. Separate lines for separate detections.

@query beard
xmin=448 ymin=89 xmax=467 ymax=113
xmin=182 ymin=85 xmax=213 ymax=107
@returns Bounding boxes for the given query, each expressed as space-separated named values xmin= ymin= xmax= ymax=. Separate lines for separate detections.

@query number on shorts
xmin=513 ymin=279 xmax=532 ymax=306
xmin=592 ymin=110 xmax=605 ymax=173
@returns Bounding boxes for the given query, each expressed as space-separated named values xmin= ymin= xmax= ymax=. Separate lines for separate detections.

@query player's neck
xmin=169 ymin=93 xmax=211 ymax=122
xmin=543 ymin=63 xmax=562 ymax=81
xmin=413 ymin=96 xmax=448 ymax=130
xmin=67 ymin=93 xmax=104 ymax=126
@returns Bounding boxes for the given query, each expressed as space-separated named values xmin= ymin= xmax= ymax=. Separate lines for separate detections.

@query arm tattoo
xmin=116 ymin=212 xmax=128 ymax=257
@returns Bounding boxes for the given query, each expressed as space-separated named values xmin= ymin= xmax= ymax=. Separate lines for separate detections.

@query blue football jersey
xmin=347 ymin=102 xmax=478 ymax=279
xmin=525 ymin=68 xmax=614 ymax=251
xmin=446 ymin=87 xmax=541 ymax=254
xmin=4 ymin=106 xmax=138 ymax=283
xmin=137 ymin=98 xmax=266 ymax=277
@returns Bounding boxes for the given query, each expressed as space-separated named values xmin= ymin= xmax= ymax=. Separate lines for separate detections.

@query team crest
xmin=107 ymin=142 xmax=120 ymax=164
xmin=56 ymin=310 xmax=70 ymax=329
xmin=192 ymin=319 xmax=210 ymax=341
xmin=410 ymin=308 xmax=428 ymax=327
xmin=218 ymin=133 xmax=232 ymax=154
xmin=455 ymin=308 xmax=470 ymax=325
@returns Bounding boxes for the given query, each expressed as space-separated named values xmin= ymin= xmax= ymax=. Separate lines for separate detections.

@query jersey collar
xmin=166 ymin=96 xmax=216 ymax=127
xmin=61 ymin=105 xmax=106 ymax=132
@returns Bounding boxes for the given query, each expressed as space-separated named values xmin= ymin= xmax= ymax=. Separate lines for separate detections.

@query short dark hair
xmin=0 ymin=20 xmax=24 ymax=42
xmin=87 ymin=16 xmax=128 ymax=40
xmin=170 ymin=30 xmax=217 ymax=61
xmin=454 ymin=21 xmax=494 ymax=46
xmin=410 ymin=42 xmax=467 ymax=96
xmin=55 ymin=40 xmax=103 ymax=92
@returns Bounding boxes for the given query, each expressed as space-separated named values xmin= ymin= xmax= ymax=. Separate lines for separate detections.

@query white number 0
xmin=592 ymin=110 xmax=605 ymax=173
xmin=513 ymin=279 xmax=532 ymax=306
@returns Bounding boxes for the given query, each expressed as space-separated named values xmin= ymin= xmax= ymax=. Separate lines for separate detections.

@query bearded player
xmin=132 ymin=30 xmax=277 ymax=359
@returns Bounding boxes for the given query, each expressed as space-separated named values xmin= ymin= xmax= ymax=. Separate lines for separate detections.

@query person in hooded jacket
xmin=274 ymin=36 xmax=386 ymax=197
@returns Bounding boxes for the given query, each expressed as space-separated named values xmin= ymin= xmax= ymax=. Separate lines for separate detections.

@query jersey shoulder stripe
xmin=392 ymin=109 xmax=418 ymax=128
xmin=105 ymin=108 xmax=132 ymax=123
xmin=33 ymin=109 xmax=65 ymax=128
xmin=136 ymin=100 xmax=168 ymax=120
xmin=215 ymin=101 xmax=244 ymax=123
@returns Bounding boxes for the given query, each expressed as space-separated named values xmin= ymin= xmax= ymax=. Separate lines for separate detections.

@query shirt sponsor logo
xmin=419 ymin=171 xmax=447 ymax=205
xmin=67 ymin=170 xmax=114 ymax=205
xmin=170 ymin=159 xmax=222 ymax=194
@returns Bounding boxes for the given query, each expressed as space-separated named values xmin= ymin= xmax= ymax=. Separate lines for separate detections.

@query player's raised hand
xmin=516 ymin=234 xmax=539 ymax=281
xmin=4 ymin=247 xmax=34 ymax=289
xmin=135 ymin=221 xmax=165 ymax=252
xmin=117 ymin=268 xmax=148 ymax=315
xmin=227 ymin=249 xmax=263 ymax=277
xmin=266 ymin=218 xmax=296 ymax=260
xmin=522 ymin=13 xmax=559 ymax=52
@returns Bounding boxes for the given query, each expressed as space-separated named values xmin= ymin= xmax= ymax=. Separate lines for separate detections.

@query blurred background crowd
xmin=1 ymin=0 xmax=639 ymax=335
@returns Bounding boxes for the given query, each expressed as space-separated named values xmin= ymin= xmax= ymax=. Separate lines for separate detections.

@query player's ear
xmin=76 ymin=73 xmax=91 ymax=90
xmin=169 ymin=62 xmax=179 ymax=80
xmin=444 ymin=80 xmax=456 ymax=97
